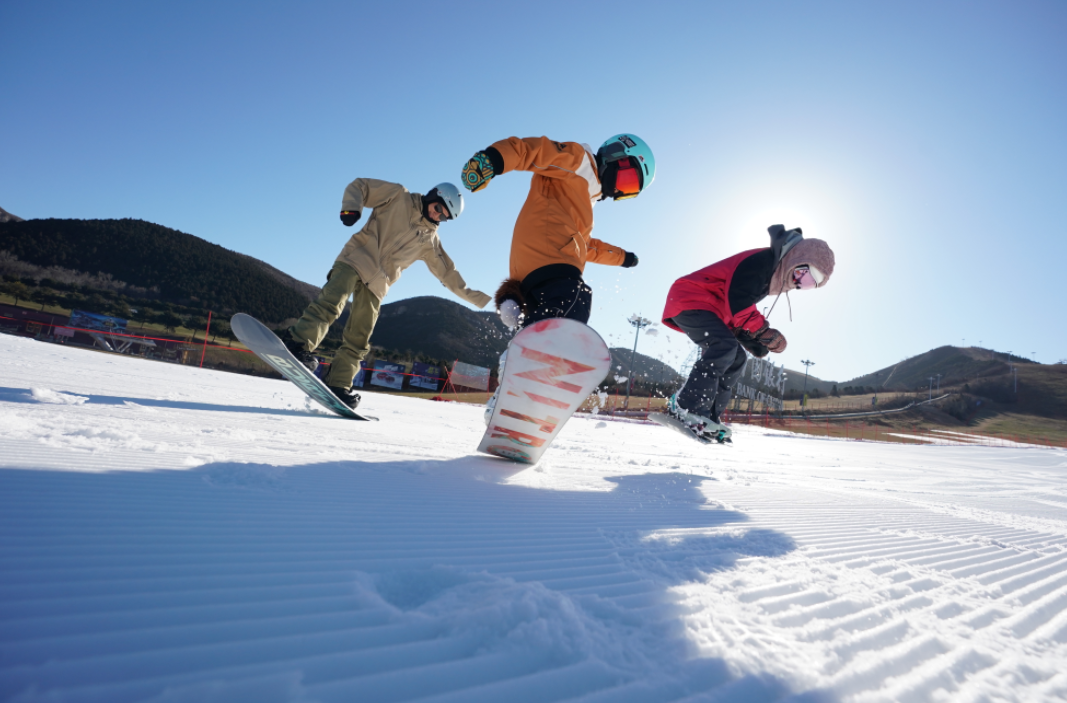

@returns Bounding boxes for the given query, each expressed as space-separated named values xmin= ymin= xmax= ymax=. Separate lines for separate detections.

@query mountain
xmin=369 ymin=296 xmax=511 ymax=369
xmin=0 ymin=207 xmax=22 ymax=223
xmin=234 ymin=252 xmax=320 ymax=303
xmin=781 ymin=368 xmax=836 ymax=395
xmin=841 ymin=345 xmax=1032 ymax=391
xmin=369 ymin=296 xmax=684 ymax=385
xmin=772 ymin=347 xmax=1036 ymax=396
xmin=0 ymin=218 xmax=317 ymax=323
xmin=607 ymin=347 xmax=683 ymax=386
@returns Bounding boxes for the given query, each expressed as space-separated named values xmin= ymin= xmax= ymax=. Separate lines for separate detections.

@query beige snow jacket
xmin=336 ymin=178 xmax=490 ymax=307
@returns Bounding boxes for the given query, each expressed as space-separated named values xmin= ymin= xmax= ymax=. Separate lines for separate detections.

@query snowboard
xmin=648 ymin=412 xmax=732 ymax=445
xmin=230 ymin=313 xmax=377 ymax=421
xmin=478 ymin=318 xmax=612 ymax=465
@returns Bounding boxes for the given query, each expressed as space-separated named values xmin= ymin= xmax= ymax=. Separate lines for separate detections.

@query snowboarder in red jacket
xmin=661 ymin=225 xmax=836 ymax=442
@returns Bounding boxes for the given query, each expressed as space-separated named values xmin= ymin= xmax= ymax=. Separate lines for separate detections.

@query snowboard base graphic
xmin=648 ymin=412 xmax=731 ymax=445
xmin=230 ymin=313 xmax=377 ymax=421
xmin=478 ymin=318 xmax=611 ymax=465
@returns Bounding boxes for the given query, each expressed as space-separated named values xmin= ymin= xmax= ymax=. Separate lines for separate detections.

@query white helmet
xmin=429 ymin=182 xmax=464 ymax=220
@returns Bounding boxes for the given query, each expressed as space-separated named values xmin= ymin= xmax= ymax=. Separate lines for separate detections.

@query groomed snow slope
xmin=2 ymin=333 xmax=1067 ymax=703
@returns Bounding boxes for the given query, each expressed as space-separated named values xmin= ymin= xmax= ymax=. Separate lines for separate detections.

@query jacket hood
xmin=768 ymin=224 xmax=804 ymax=264
xmin=770 ymin=236 xmax=836 ymax=294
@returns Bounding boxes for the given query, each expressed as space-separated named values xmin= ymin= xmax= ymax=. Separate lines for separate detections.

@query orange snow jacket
xmin=489 ymin=136 xmax=628 ymax=283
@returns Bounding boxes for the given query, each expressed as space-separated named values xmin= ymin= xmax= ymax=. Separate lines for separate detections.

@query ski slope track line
xmin=1 ymin=333 xmax=1067 ymax=702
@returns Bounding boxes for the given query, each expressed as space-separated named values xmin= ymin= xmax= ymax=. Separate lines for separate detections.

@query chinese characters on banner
xmin=733 ymin=355 xmax=786 ymax=411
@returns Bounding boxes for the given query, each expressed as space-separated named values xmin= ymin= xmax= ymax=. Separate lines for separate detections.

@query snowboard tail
xmin=478 ymin=318 xmax=611 ymax=464
xmin=230 ymin=313 xmax=377 ymax=421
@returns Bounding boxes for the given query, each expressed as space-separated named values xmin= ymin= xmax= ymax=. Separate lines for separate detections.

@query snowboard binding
xmin=657 ymin=395 xmax=733 ymax=446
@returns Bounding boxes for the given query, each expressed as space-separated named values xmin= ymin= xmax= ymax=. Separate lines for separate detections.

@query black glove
xmin=340 ymin=210 xmax=361 ymax=227
xmin=735 ymin=328 xmax=769 ymax=358
xmin=622 ymin=252 xmax=639 ymax=268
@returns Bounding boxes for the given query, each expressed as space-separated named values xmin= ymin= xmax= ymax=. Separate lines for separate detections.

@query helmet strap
xmin=421 ymin=192 xmax=448 ymax=223
xmin=597 ymin=161 xmax=618 ymax=201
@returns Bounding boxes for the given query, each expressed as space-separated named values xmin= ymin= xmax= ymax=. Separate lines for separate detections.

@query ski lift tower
xmin=624 ymin=314 xmax=653 ymax=409
xmin=679 ymin=345 xmax=701 ymax=379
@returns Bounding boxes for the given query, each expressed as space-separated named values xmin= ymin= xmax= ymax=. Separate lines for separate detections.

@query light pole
xmin=928 ymin=376 xmax=934 ymax=401
xmin=625 ymin=314 xmax=652 ymax=409
xmin=801 ymin=359 xmax=815 ymax=407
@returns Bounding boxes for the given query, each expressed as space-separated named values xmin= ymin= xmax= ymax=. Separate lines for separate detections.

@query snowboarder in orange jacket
xmin=461 ymin=134 xmax=655 ymax=329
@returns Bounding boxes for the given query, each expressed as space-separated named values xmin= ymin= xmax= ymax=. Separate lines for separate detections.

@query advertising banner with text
xmin=450 ymin=361 xmax=490 ymax=391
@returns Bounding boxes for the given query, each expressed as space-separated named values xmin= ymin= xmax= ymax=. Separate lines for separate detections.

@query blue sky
xmin=3 ymin=1 xmax=1065 ymax=382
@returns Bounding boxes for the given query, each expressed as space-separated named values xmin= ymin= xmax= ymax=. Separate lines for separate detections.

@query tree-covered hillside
xmin=368 ymin=296 xmax=511 ymax=369
xmin=368 ymin=295 xmax=685 ymax=395
xmin=0 ymin=218 xmax=315 ymax=323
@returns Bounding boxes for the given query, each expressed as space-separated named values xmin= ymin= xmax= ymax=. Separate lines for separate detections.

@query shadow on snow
xmin=0 ymin=457 xmax=835 ymax=703
xmin=0 ymin=385 xmax=344 ymax=420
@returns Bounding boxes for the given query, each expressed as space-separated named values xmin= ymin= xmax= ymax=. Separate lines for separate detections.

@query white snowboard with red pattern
xmin=477 ymin=318 xmax=612 ymax=465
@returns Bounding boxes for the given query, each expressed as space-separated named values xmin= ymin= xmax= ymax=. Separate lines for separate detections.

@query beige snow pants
xmin=289 ymin=262 xmax=380 ymax=390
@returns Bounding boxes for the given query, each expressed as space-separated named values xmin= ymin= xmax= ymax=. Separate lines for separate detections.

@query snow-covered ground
xmin=3 ymin=333 xmax=1067 ymax=703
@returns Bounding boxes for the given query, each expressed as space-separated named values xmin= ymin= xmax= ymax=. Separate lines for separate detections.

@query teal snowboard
xmin=648 ymin=412 xmax=731 ymax=445
xmin=231 ymin=313 xmax=377 ymax=421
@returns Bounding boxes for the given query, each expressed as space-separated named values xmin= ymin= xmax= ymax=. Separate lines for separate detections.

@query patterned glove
xmin=340 ymin=211 xmax=361 ymax=226
xmin=756 ymin=324 xmax=787 ymax=353
xmin=462 ymin=152 xmax=495 ymax=192
xmin=734 ymin=328 xmax=769 ymax=358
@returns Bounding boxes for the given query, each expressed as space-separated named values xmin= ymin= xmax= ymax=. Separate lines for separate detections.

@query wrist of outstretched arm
xmin=483 ymin=147 xmax=504 ymax=175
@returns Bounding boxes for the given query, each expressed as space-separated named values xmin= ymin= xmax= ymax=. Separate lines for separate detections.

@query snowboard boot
xmin=483 ymin=389 xmax=499 ymax=427
xmin=667 ymin=394 xmax=732 ymax=444
xmin=282 ymin=330 xmax=319 ymax=372
xmin=483 ymin=348 xmax=508 ymax=426
xmin=327 ymin=386 xmax=361 ymax=409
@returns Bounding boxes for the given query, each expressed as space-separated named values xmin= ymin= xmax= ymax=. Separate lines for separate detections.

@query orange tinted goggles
xmin=614 ymin=159 xmax=642 ymax=200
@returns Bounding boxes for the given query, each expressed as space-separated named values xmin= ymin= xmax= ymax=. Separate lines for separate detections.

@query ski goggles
xmin=429 ymin=200 xmax=452 ymax=221
xmin=613 ymin=158 xmax=642 ymax=200
xmin=792 ymin=265 xmax=826 ymax=290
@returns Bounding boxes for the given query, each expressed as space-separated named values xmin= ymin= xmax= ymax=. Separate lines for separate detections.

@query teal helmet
xmin=597 ymin=134 xmax=656 ymax=199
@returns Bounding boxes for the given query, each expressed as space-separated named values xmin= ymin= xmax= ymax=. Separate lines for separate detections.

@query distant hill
xmin=0 ymin=207 xmax=22 ymax=223
xmin=771 ymin=347 xmax=1037 ymax=396
xmin=781 ymin=368 xmax=836 ymax=395
xmin=369 ymin=296 xmax=511 ymax=369
xmin=0 ymin=218 xmax=317 ymax=323
xmin=607 ymin=347 xmax=683 ymax=386
xmin=369 ymin=295 xmax=684 ymax=386
xmin=233 ymin=252 xmax=320 ymax=303
xmin=841 ymin=345 xmax=1033 ymax=391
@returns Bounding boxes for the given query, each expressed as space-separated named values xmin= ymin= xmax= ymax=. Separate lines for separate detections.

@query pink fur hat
xmin=770 ymin=239 xmax=836 ymax=294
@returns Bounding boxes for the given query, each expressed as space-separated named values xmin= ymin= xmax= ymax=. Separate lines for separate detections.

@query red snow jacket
xmin=661 ymin=248 xmax=777 ymax=334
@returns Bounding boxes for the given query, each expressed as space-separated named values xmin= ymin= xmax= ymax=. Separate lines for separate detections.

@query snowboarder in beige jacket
xmin=285 ymin=179 xmax=489 ymax=408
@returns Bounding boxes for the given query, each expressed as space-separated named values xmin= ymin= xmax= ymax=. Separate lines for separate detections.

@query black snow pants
xmin=671 ymin=310 xmax=748 ymax=421
xmin=521 ymin=277 xmax=592 ymax=328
